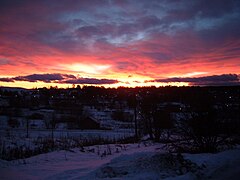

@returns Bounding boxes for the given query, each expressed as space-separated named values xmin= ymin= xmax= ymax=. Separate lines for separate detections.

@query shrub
xmin=175 ymin=110 xmax=236 ymax=153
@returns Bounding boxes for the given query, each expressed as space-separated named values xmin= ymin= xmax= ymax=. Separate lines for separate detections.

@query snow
xmin=183 ymin=146 xmax=240 ymax=180
xmin=83 ymin=105 xmax=134 ymax=129
xmin=0 ymin=128 xmax=134 ymax=140
xmin=0 ymin=143 xmax=160 ymax=179
xmin=0 ymin=143 xmax=240 ymax=179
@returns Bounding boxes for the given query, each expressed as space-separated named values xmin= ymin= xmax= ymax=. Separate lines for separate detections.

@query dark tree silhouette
xmin=139 ymin=91 xmax=174 ymax=141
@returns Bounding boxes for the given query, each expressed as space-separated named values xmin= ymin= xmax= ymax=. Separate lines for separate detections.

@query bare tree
xmin=176 ymin=109 xmax=235 ymax=153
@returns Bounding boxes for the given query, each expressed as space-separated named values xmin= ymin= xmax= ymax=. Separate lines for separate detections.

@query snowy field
xmin=1 ymin=142 xmax=240 ymax=180
xmin=0 ymin=128 xmax=135 ymax=161
xmin=0 ymin=128 xmax=134 ymax=140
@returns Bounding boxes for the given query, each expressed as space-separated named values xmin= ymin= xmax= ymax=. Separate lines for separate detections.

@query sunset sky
xmin=0 ymin=0 xmax=240 ymax=88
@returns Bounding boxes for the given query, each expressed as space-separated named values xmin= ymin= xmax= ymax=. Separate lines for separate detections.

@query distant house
xmin=79 ymin=116 xmax=100 ymax=130
xmin=65 ymin=116 xmax=101 ymax=130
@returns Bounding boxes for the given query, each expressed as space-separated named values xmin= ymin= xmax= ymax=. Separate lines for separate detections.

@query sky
xmin=0 ymin=0 xmax=240 ymax=88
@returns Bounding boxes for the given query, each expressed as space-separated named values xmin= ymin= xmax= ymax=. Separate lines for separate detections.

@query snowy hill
xmin=1 ymin=143 xmax=240 ymax=179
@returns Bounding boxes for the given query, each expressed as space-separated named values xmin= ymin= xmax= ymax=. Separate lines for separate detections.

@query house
xmin=79 ymin=116 xmax=100 ymax=129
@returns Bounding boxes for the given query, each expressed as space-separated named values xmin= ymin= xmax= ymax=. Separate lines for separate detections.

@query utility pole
xmin=51 ymin=112 xmax=55 ymax=150
xmin=134 ymin=93 xmax=139 ymax=141
xmin=26 ymin=116 xmax=29 ymax=138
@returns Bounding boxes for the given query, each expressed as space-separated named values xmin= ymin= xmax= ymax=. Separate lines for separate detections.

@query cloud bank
xmin=148 ymin=74 xmax=240 ymax=86
xmin=1 ymin=73 xmax=239 ymax=86
xmin=0 ymin=73 xmax=118 ymax=85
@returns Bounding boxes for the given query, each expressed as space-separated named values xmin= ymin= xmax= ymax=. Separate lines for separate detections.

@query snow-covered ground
xmin=0 ymin=128 xmax=135 ymax=161
xmin=1 ymin=143 xmax=239 ymax=180
xmin=0 ymin=128 xmax=134 ymax=139
xmin=183 ymin=147 xmax=240 ymax=180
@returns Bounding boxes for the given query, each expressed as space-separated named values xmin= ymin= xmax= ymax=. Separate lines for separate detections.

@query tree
xmin=153 ymin=110 xmax=173 ymax=142
xmin=139 ymin=92 xmax=173 ymax=141
xmin=127 ymin=92 xmax=140 ymax=140
xmin=176 ymin=109 xmax=236 ymax=153
xmin=139 ymin=93 xmax=156 ymax=139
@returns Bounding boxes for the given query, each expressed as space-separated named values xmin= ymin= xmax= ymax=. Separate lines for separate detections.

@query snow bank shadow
xmin=83 ymin=152 xmax=205 ymax=179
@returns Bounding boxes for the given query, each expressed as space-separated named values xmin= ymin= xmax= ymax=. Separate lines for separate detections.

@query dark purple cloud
xmin=13 ymin=73 xmax=76 ymax=83
xmin=0 ymin=73 xmax=118 ymax=85
xmin=149 ymin=74 xmax=240 ymax=86
xmin=64 ymin=78 xmax=119 ymax=85
xmin=0 ymin=77 xmax=15 ymax=82
xmin=1 ymin=0 xmax=239 ymax=54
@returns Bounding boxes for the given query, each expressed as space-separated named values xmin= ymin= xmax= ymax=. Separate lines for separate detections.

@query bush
xmin=175 ymin=110 xmax=236 ymax=153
